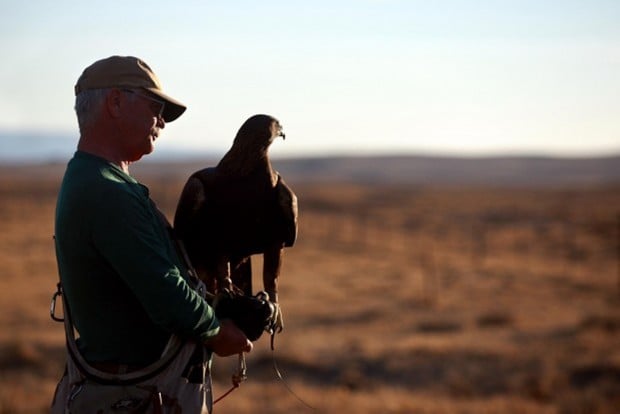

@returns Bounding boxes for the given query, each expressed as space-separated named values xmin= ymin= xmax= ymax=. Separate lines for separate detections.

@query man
xmin=52 ymin=55 xmax=251 ymax=412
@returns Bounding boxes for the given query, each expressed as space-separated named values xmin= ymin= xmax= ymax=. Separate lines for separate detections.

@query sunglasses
xmin=123 ymin=89 xmax=165 ymax=119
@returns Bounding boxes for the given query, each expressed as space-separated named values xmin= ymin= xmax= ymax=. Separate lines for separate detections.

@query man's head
xmin=74 ymin=56 xmax=187 ymax=163
xmin=75 ymin=56 xmax=186 ymax=123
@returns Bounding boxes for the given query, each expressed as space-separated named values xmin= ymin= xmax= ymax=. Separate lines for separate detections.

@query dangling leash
xmin=213 ymin=353 xmax=247 ymax=405
xmin=213 ymin=327 xmax=315 ymax=410
xmin=269 ymin=331 xmax=316 ymax=411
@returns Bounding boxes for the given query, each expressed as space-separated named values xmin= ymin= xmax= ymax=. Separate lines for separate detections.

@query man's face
xmin=118 ymin=89 xmax=166 ymax=161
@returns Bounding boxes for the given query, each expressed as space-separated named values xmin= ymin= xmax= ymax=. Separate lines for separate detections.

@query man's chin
xmin=144 ymin=140 xmax=156 ymax=155
xmin=128 ymin=147 xmax=153 ymax=163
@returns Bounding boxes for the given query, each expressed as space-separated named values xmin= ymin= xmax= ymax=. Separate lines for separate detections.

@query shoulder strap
xmin=55 ymin=282 xmax=185 ymax=385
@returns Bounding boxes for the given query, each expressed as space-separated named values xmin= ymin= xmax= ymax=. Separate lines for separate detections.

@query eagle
xmin=173 ymin=114 xmax=298 ymax=333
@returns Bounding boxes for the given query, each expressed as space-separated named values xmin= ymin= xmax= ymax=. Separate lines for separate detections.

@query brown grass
xmin=0 ymin=165 xmax=619 ymax=413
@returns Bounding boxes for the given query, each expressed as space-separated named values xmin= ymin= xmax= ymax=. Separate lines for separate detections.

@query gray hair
xmin=74 ymin=88 xmax=138 ymax=133
xmin=74 ymin=88 xmax=109 ymax=133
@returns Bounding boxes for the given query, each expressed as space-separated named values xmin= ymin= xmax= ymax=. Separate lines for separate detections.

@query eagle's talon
xmin=218 ymin=277 xmax=233 ymax=292
xmin=271 ymin=301 xmax=284 ymax=334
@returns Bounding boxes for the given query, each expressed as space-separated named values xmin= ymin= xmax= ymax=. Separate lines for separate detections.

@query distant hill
xmin=127 ymin=154 xmax=620 ymax=187
xmin=0 ymin=131 xmax=76 ymax=162
xmin=2 ymin=130 xmax=618 ymax=186
xmin=269 ymin=155 xmax=620 ymax=186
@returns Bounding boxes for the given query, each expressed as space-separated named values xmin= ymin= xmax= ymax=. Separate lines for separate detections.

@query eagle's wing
xmin=261 ymin=173 xmax=297 ymax=336
xmin=174 ymin=169 xmax=231 ymax=292
xmin=275 ymin=173 xmax=298 ymax=248
xmin=174 ymin=175 xmax=206 ymax=238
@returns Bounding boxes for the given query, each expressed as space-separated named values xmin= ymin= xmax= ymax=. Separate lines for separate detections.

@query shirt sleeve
xmin=91 ymin=182 xmax=220 ymax=342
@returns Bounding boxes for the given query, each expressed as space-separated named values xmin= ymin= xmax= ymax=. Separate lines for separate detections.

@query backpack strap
xmin=53 ymin=282 xmax=186 ymax=385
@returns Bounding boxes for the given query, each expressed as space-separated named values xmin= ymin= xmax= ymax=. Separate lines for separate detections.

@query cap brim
xmin=145 ymin=87 xmax=187 ymax=123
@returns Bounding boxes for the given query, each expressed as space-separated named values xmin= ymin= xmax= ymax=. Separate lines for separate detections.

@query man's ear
xmin=105 ymin=88 xmax=124 ymax=119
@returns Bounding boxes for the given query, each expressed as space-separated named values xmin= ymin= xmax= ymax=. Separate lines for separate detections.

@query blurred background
xmin=1 ymin=1 xmax=619 ymax=413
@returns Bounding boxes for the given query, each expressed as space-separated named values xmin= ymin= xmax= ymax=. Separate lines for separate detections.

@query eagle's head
xmin=232 ymin=114 xmax=285 ymax=153
xmin=218 ymin=114 xmax=286 ymax=175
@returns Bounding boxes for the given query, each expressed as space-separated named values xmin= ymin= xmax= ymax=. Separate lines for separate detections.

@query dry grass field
xmin=0 ymin=161 xmax=619 ymax=413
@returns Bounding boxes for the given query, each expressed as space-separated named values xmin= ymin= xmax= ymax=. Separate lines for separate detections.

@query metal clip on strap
xmin=213 ymin=353 xmax=248 ymax=405
xmin=50 ymin=283 xmax=64 ymax=322
xmin=232 ymin=353 xmax=247 ymax=386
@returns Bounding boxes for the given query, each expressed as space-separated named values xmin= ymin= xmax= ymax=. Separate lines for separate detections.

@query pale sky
xmin=1 ymin=0 xmax=619 ymax=158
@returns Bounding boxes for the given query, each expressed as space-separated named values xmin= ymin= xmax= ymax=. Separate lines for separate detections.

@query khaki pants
xmin=50 ymin=341 xmax=212 ymax=414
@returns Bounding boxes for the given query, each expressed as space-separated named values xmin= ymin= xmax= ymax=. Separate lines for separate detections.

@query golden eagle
xmin=174 ymin=114 xmax=297 ymax=332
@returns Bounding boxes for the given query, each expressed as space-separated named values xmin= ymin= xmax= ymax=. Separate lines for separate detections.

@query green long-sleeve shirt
xmin=55 ymin=151 xmax=219 ymax=365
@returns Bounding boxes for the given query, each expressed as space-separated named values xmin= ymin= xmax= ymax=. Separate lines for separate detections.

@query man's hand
xmin=206 ymin=319 xmax=252 ymax=357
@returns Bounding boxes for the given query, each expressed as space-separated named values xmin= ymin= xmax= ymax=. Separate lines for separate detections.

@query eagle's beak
xmin=279 ymin=130 xmax=286 ymax=140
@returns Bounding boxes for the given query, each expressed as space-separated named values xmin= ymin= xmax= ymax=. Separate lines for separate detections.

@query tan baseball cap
xmin=74 ymin=55 xmax=187 ymax=122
